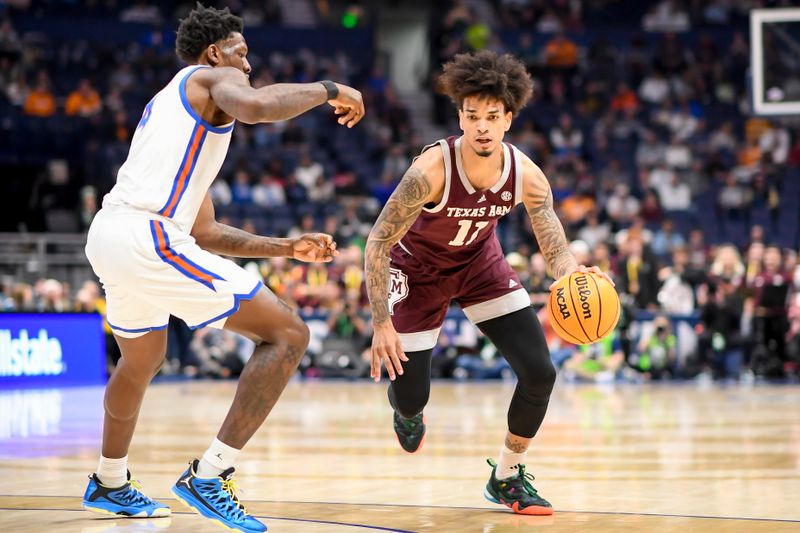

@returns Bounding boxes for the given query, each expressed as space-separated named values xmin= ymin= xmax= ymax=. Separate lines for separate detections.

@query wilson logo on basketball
xmin=575 ymin=275 xmax=593 ymax=319
xmin=555 ymin=287 xmax=570 ymax=320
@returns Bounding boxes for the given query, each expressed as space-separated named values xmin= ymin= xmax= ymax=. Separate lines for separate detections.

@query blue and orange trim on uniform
xmin=158 ymin=122 xmax=207 ymax=218
xmin=158 ymin=66 xmax=234 ymax=219
xmin=150 ymin=220 xmax=225 ymax=291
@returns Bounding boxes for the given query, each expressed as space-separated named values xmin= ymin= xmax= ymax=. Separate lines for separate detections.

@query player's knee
xmin=272 ymin=316 xmax=309 ymax=366
xmin=287 ymin=317 xmax=310 ymax=351
xmin=518 ymin=356 xmax=557 ymax=398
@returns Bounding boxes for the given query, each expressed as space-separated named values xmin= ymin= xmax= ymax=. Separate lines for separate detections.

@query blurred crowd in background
xmin=2 ymin=0 xmax=800 ymax=383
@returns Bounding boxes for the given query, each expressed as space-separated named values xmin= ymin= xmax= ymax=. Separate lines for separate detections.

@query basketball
xmin=548 ymin=271 xmax=620 ymax=345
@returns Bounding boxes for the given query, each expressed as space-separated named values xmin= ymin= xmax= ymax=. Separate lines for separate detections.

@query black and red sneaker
xmin=483 ymin=459 xmax=553 ymax=515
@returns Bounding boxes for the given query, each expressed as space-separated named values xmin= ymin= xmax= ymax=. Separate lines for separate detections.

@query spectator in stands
xmin=592 ymin=241 xmax=617 ymax=280
xmin=209 ymin=178 xmax=232 ymax=206
xmin=619 ymin=237 xmax=661 ymax=310
xmin=605 ymin=183 xmax=640 ymax=228
xmin=79 ymin=185 xmax=98 ymax=231
xmin=230 ymin=169 xmax=253 ymax=205
xmin=543 ymin=31 xmax=578 ymax=69
xmin=658 ymin=173 xmax=692 ymax=212
xmin=664 ymin=136 xmax=692 ymax=169
xmin=639 ymin=189 xmax=663 ymax=224
xmin=326 ymin=292 xmax=372 ymax=356
xmin=710 ymin=244 xmax=745 ymax=287
xmin=295 ymin=151 xmax=324 ymax=192
xmin=563 ymin=329 xmax=625 ymax=382
xmin=0 ymin=18 xmax=21 ymax=56
xmin=708 ymin=121 xmax=737 ymax=156
xmin=189 ymin=328 xmax=252 ymax=379
xmin=11 ymin=282 xmax=35 ymax=311
xmin=668 ymin=101 xmax=699 ymax=142
xmin=524 ymin=253 xmax=552 ymax=310
xmin=636 ymin=130 xmax=666 ymax=169
xmin=759 ymin=121 xmax=790 ymax=165
xmin=697 ymin=275 xmax=746 ymax=379
xmin=252 ymin=170 xmax=286 ymax=207
xmin=560 ymin=181 xmax=595 ymax=228
xmin=657 ymin=246 xmax=698 ymax=314
xmin=65 ymin=79 xmax=102 ymax=117
xmin=717 ymin=172 xmax=750 ymax=223
xmin=577 ymin=211 xmax=610 ymax=250
xmin=550 ymin=113 xmax=583 ymax=159
xmin=750 ymin=245 xmax=791 ymax=370
xmin=738 ymin=136 xmax=762 ymax=168
xmin=651 ymin=218 xmax=685 ymax=260
xmin=643 ymin=1 xmax=690 ymax=32
xmin=629 ymin=315 xmax=676 ymax=379
xmin=5 ymin=70 xmax=28 ymax=106
xmin=638 ymin=70 xmax=670 ymax=105
xmin=36 ymin=278 xmax=67 ymax=312
xmin=610 ymin=82 xmax=639 ymax=113
xmin=23 ymin=70 xmax=56 ymax=117
xmin=599 ymin=158 xmax=629 ymax=188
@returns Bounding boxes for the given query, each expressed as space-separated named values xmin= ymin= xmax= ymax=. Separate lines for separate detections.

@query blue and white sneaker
xmin=83 ymin=472 xmax=171 ymax=517
xmin=172 ymin=459 xmax=266 ymax=532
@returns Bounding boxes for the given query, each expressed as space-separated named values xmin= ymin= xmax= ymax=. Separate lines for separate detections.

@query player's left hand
xmin=292 ymin=233 xmax=338 ymax=262
xmin=549 ymin=265 xmax=615 ymax=290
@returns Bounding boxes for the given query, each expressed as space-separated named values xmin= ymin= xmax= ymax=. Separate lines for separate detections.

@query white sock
xmin=97 ymin=455 xmax=128 ymax=488
xmin=197 ymin=438 xmax=240 ymax=478
xmin=496 ymin=446 xmax=527 ymax=480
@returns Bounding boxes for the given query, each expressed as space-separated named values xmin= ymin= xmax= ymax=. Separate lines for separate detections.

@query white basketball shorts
xmin=85 ymin=206 xmax=263 ymax=338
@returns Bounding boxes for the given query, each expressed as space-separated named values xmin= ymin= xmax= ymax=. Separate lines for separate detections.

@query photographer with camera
xmin=629 ymin=315 xmax=677 ymax=380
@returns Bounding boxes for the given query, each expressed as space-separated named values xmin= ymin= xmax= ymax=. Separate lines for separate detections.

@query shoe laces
xmin=220 ymin=477 xmax=250 ymax=517
xmin=487 ymin=459 xmax=539 ymax=497
xmin=512 ymin=464 xmax=539 ymax=497
xmin=123 ymin=479 xmax=153 ymax=506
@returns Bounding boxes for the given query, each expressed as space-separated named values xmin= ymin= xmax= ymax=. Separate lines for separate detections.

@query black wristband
xmin=320 ymin=80 xmax=339 ymax=101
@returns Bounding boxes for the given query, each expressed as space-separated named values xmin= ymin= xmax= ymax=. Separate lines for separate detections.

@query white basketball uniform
xmin=85 ymin=65 xmax=262 ymax=338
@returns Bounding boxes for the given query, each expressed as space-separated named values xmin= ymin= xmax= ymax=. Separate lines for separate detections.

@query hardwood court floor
xmin=1 ymin=379 xmax=799 ymax=532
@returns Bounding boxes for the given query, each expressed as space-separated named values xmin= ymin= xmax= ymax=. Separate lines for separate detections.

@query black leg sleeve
xmin=387 ymin=349 xmax=433 ymax=419
xmin=477 ymin=307 xmax=556 ymax=438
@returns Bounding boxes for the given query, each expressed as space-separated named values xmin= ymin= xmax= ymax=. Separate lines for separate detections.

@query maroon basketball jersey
xmin=393 ymin=136 xmax=523 ymax=271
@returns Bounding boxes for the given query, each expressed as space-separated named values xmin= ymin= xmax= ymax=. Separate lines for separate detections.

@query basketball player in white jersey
xmin=81 ymin=5 xmax=364 ymax=532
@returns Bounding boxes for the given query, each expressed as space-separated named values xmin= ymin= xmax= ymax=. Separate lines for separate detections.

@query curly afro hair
xmin=438 ymin=50 xmax=533 ymax=115
xmin=175 ymin=3 xmax=244 ymax=63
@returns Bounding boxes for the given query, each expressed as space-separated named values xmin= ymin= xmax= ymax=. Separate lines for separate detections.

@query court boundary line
xmin=0 ymin=506 xmax=417 ymax=533
xmin=2 ymin=496 xmax=800 ymax=525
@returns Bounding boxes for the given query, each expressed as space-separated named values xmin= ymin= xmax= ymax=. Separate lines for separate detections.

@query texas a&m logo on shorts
xmin=388 ymin=268 xmax=409 ymax=314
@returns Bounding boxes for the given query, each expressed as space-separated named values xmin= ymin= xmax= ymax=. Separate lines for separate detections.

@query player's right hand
xmin=370 ymin=321 xmax=409 ymax=382
xmin=329 ymin=83 xmax=365 ymax=128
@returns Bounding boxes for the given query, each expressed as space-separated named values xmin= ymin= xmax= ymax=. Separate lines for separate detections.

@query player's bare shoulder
xmin=517 ymin=151 xmax=552 ymax=211
xmin=405 ymin=141 xmax=446 ymax=206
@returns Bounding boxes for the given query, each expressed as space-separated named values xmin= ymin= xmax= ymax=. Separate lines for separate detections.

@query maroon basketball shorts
xmin=388 ymin=252 xmax=531 ymax=352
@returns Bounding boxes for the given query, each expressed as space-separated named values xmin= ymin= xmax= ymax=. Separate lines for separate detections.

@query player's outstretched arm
xmin=191 ymin=193 xmax=338 ymax=262
xmin=520 ymin=157 xmax=578 ymax=280
xmin=364 ymin=149 xmax=443 ymax=381
xmin=204 ymin=67 xmax=364 ymax=126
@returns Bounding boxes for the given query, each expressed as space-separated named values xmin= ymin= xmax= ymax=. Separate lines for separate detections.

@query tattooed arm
xmin=520 ymin=157 xmax=578 ymax=279
xmin=191 ymin=193 xmax=337 ymax=262
xmin=364 ymin=148 xmax=444 ymax=381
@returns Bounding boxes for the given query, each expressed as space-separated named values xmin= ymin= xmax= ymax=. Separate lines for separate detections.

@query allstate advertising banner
xmin=0 ymin=313 xmax=106 ymax=387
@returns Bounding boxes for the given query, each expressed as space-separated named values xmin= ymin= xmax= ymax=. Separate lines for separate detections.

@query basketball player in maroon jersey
xmin=365 ymin=51 xmax=611 ymax=515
